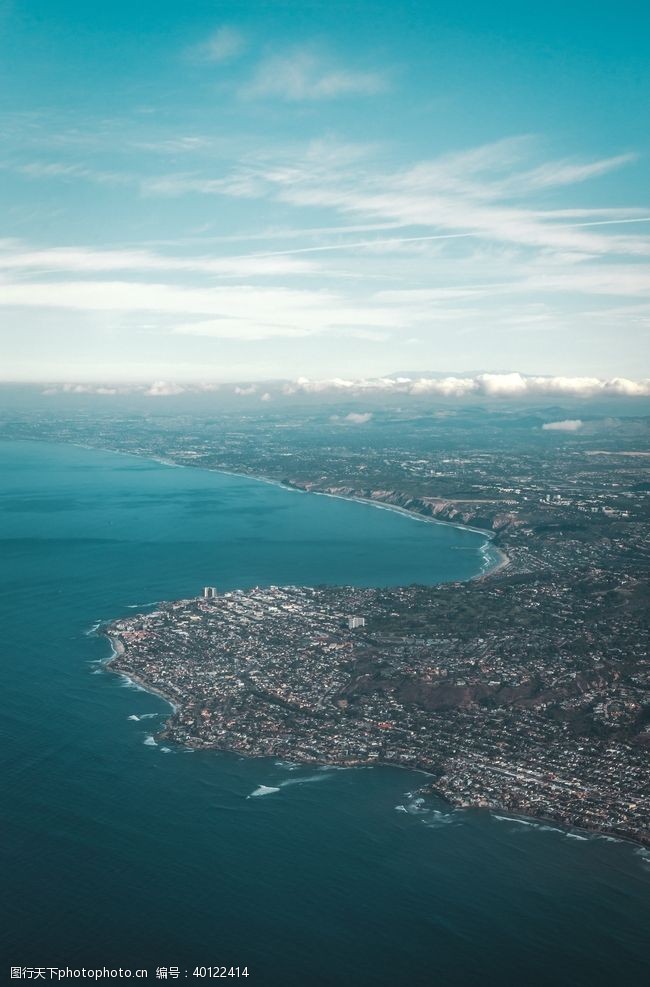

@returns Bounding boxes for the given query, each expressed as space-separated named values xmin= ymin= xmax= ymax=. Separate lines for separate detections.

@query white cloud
xmin=15 ymin=161 xmax=129 ymax=186
xmin=241 ymin=50 xmax=386 ymax=100
xmin=542 ymin=419 xmax=584 ymax=431
xmin=0 ymin=241 xmax=316 ymax=278
xmin=144 ymin=380 xmax=185 ymax=396
xmin=188 ymin=27 xmax=246 ymax=63
xmin=503 ymin=154 xmax=637 ymax=195
xmin=45 ymin=383 xmax=123 ymax=395
xmin=35 ymin=374 xmax=650 ymax=400
xmin=238 ymin=137 xmax=649 ymax=259
xmin=289 ymin=374 xmax=650 ymax=399
xmin=4 ymin=134 xmax=649 ymax=378
xmin=0 ymin=278 xmax=409 ymax=339
xmin=343 ymin=411 xmax=373 ymax=423
xmin=408 ymin=376 xmax=478 ymax=397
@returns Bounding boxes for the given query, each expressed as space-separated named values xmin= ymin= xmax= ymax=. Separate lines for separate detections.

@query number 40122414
xmin=193 ymin=968 xmax=249 ymax=978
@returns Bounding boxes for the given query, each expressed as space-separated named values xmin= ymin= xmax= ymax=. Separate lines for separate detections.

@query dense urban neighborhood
xmin=105 ymin=568 xmax=649 ymax=845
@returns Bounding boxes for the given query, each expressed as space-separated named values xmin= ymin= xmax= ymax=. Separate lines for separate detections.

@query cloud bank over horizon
xmin=34 ymin=372 xmax=650 ymax=401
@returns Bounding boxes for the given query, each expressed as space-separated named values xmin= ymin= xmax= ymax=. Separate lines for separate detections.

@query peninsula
xmin=105 ymin=566 xmax=649 ymax=846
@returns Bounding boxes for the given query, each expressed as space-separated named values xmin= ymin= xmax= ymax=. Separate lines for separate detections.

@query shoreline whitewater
xmin=103 ymin=632 xmax=180 ymax=713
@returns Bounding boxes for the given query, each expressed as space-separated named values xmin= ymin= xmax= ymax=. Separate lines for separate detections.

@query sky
xmin=0 ymin=0 xmax=649 ymax=384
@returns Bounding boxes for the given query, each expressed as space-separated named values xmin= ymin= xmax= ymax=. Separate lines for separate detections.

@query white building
xmin=347 ymin=616 xmax=365 ymax=629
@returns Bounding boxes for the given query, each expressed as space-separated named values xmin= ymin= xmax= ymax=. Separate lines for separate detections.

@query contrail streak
xmin=242 ymin=217 xmax=650 ymax=258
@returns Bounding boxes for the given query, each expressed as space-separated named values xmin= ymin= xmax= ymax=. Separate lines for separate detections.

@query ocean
xmin=0 ymin=439 xmax=648 ymax=986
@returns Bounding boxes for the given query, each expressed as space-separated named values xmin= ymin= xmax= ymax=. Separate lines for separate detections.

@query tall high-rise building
xmin=347 ymin=616 xmax=365 ymax=630
xmin=203 ymin=586 xmax=217 ymax=599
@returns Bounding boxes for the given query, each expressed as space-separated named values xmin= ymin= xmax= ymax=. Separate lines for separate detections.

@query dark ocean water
xmin=0 ymin=439 xmax=648 ymax=986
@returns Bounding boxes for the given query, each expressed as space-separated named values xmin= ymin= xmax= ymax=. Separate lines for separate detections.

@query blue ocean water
xmin=0 ymin=439 xmax=648 ymax=986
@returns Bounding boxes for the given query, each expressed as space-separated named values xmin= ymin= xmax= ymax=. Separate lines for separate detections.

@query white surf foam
xmin=421 ymin=810 xmax=456 ymax=828
xmin=278 ymin=773 xmax=330 ymax=788
xmin=494 ymin=815 xmax=547 ymax=829
xmin=495 ymin=814 xmax=596 ymax=840
xmin=398 ymin=799 xmax=431 ymax=816
xmin=120 ymin=675 xmax=145 ymax=691
xmin=143 ymin=735 xmax=157 ymax=746
xmin=248 ymin=785 xmax=280 ymax=798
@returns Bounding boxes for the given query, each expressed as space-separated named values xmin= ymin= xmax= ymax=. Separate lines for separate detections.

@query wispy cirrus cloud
xmin=133 ymin=135 xmax=648 ymax=262
xmin=265 ymin=144 xmax=649 ymax=258
xmin=187 ymin=26 xmax=247 ymax=63
xmin=0 ymin=278 xmax=406 ymax=340
xmin=3 ymin=134 xmax=648 ymax=371
xmin=240 ymin=49 xmax=387 ymax=100
xmin=10 ymin=160 xmax=130 ymax=186
xmin=1 ymin=240 xmax=649 ymax=347
xmin=0 ymin=240 xmax=317 ymax=277
xmin=499 ymin=153 xmax=638 ymax=195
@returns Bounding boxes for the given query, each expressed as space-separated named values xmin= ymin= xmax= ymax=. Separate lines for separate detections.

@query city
xmin=104 ymin=531 xmax=648 ymax=845
xmin=3 ymin=397 xmax=648 ymax=845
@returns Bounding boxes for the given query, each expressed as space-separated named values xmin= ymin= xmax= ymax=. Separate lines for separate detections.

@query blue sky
xmin=1 ymin=0 xmax=649 ymax=383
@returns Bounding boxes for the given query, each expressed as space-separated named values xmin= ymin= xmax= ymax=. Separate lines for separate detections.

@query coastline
xmin=129 ymin=451 xmax=513 ymax=582
xmin=104 ymin=631 xmax=179 ymax=714
xmin=472 ymin=808 xmax=649 ymax=850
xmin=99 ymin=631 xmax=649 ymax=850
xmin=68 ymin=437 xmax=640 ymax=850
xmin=129 ymin=447 xmax=514 ymax=583
xmin=16 ymin=437 xmax=512 ymax=584
xmin=200 ymin=461 xmax=511 ymax=581
xmin=309 ymin=488 xmax=511 ymax=580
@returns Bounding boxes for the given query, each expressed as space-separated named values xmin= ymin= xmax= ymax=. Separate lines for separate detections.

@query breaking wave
xmin=248 ymin=785 xmax=280 ymax=798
